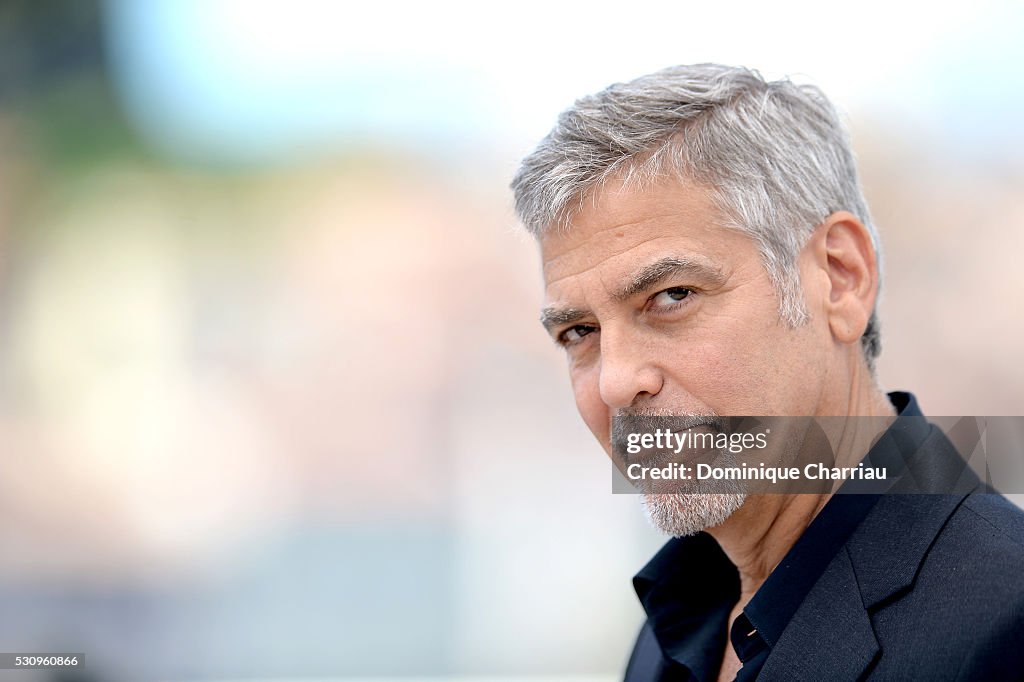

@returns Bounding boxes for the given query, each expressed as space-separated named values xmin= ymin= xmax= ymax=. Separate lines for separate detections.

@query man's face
xmin=539 ymin=175 xmax=831 ymax=462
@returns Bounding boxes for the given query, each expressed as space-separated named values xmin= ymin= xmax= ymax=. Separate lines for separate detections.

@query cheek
xmin=677 ymin=342 xmax=762 ymax=409
xmin=658 ymin=317 xmax=792 ymax=414
xmin=703 ymin=321 xmax=823 ymax=414
xmin=570 ymin=366 xmax=610 ymax=447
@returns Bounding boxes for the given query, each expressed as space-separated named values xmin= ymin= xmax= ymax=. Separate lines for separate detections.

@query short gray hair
xmin=511 ymin=63 xmax=882 ymax=369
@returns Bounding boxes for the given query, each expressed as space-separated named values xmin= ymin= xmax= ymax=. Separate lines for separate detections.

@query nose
xmin=598 ymin=326 xmax=664 ymax=410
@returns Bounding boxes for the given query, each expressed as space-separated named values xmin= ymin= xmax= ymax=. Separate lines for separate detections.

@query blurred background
xmin=0 ymin=0 xmax=1022 ymax=680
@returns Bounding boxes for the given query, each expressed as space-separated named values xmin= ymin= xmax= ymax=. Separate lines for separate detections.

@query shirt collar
xmin=632 ymin=391 xmax=928 ymax=676
xmin=633 ymin=532 xmax=738 ymax=681
xmin=744 ymin=390 xmax=926 ymax=645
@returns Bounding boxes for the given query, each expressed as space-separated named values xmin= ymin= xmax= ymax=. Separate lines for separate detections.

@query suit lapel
xmin=845 ymin=492 xmax=971 ymax=609
xmin=757 ymin=546 xmax=878 ymax=681
xmin=757 ymin=490 xmax=972 ymax=681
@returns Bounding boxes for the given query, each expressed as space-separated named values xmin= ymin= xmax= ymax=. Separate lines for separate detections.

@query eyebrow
xmin=539 ymin=256 xmax=726 ymax=336
xmin=540 ymin=307 xmax=590 ymax=335
xmin=611 ymin=256 xmax=726 ymax=302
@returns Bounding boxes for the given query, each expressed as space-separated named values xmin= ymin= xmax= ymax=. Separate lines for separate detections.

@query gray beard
xmin=615 ymin=406 xmax=747 ymax=536
xmin=640 ymin=492 xmax=747 ymax=537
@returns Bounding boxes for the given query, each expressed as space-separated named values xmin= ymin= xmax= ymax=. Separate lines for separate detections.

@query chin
xmin=641 ymin=492 xmax=747 ymax=537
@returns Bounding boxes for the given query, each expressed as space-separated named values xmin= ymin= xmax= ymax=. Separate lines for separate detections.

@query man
xmin=511 ymin=64 xmax=1024 ymax=680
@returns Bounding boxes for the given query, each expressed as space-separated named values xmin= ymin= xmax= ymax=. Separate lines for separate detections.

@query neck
xmin=707 ymin=493 xmax=827 ymax=603
xmin=707 ymin=376 xmax=896 ymax=603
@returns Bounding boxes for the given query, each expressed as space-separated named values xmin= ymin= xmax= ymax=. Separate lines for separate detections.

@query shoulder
xmin=960 ymin=492 xmax=1024 ymax=548
xmin=936 ymin=491 xmax=1024 ymax=585
xmin=917 ymin=491 xmax=1024 ymax=596
xmin=867 ymin=492 xmax=1024 ymax=678
xmin=927 ymin=493 xmax=1024 ymax=679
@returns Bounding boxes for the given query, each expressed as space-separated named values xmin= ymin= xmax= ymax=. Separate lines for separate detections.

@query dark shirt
xmin=625 ymin=392 xmax=924 ymax=682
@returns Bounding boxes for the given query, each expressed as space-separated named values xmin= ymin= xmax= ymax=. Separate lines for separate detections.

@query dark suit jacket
xmin=756 ymin=489 xmax=1024 ymax=680
xmin=625 ymin=413 xmax=1024 ymax=681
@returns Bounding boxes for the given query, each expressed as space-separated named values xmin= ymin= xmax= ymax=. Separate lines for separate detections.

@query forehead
xmin=539 ymin=177 xmax=746 ymax=290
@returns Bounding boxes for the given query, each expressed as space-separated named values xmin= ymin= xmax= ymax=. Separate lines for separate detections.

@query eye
xmin=649 ymin=286 xmax=693 ymax=310
xmin=559 ymin=324 xmax=598 ymax=346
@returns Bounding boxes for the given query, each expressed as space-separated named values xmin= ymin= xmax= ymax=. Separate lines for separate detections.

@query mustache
xmin=610 ymin=410 xmax=729 ymax=456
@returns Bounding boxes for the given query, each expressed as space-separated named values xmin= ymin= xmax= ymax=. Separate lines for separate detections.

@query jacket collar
xmin=757 ymin=397 xmax=982 ymax=680
xmin=759 ymin=490 xmax=972 ymax=680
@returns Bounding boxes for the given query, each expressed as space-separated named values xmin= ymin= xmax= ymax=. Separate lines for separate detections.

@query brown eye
xmin=651 ymin=287 xmax=692 ymax=308
xmin=561 ymin=324 xmax=597 ymax=345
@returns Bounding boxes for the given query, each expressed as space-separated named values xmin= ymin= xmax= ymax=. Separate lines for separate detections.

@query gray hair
xmin=511 ymin=63 xmax=882 ymax=370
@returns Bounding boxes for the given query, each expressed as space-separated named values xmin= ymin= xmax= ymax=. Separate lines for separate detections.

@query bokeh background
xmin=0 ymin=1 xmax=1022 ymax=680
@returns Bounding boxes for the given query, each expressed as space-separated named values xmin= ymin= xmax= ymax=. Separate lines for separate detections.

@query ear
xmin=808 ymin=211 xmax=879 ymax=348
